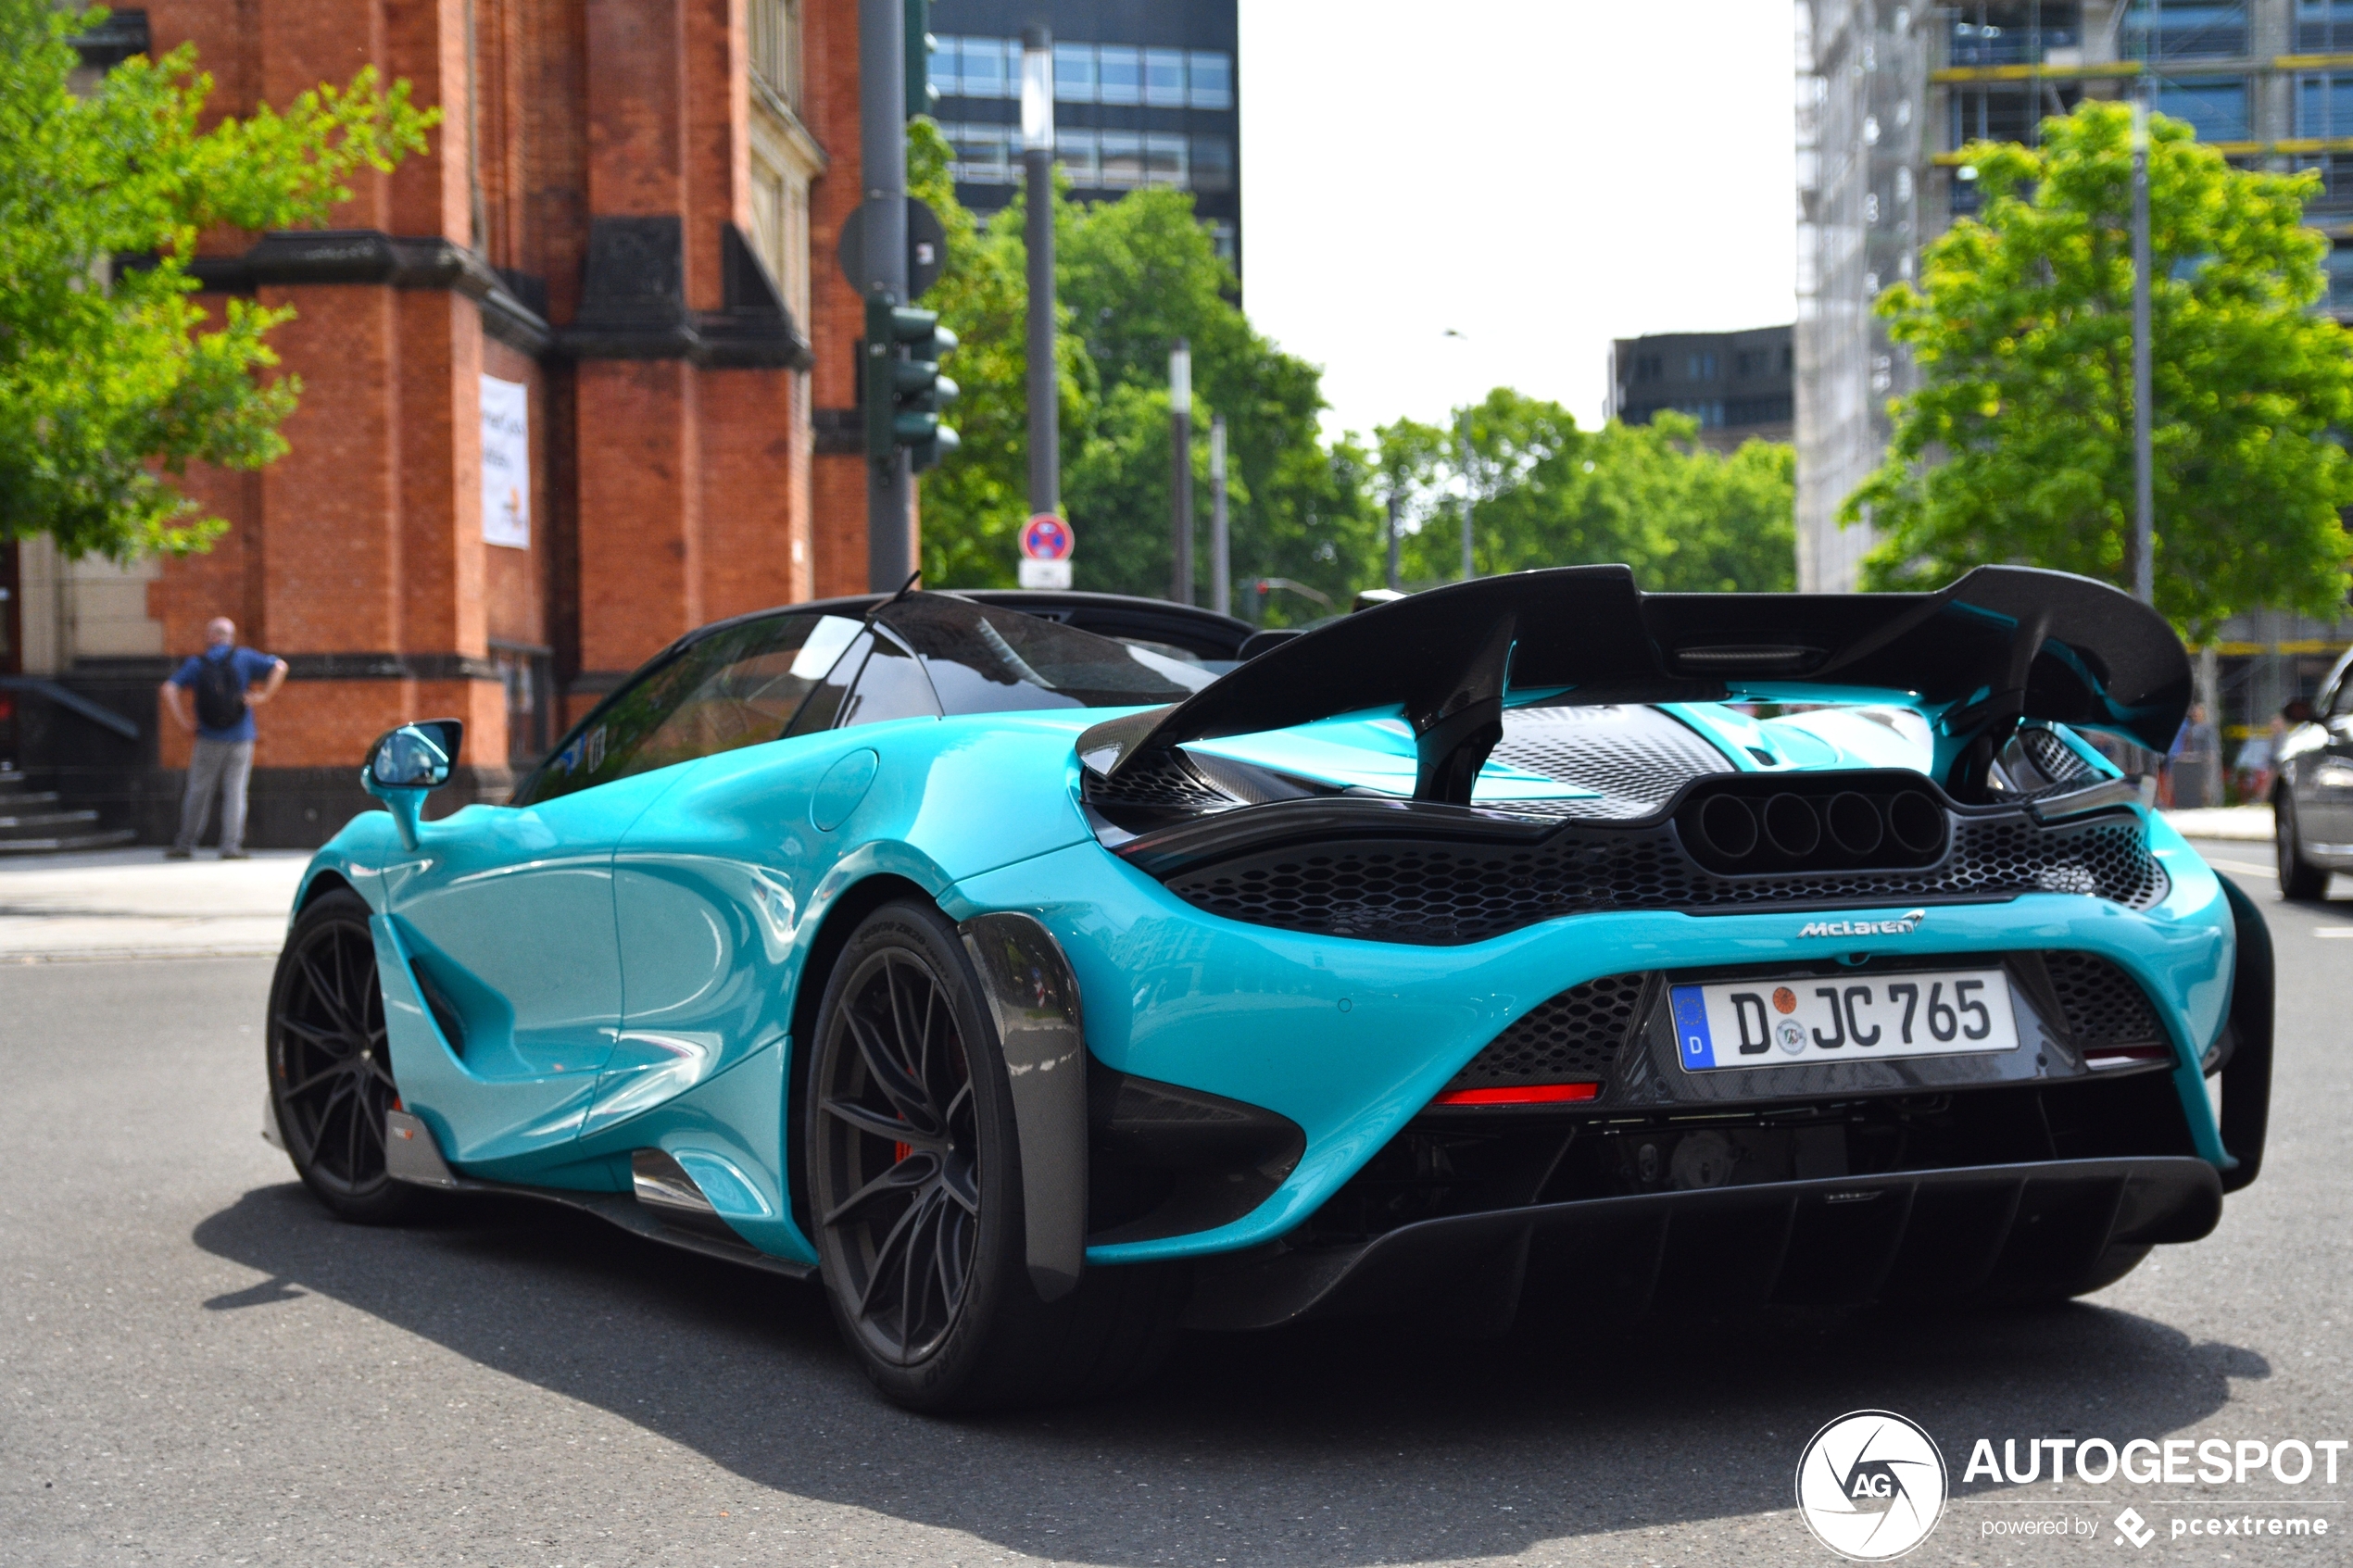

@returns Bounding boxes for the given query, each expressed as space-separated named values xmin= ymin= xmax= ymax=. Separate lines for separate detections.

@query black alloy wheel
xmin=805 ymin=899 xmax=1183 ymax=1411
xmin=267 ymin=887 xmax=418 ymax=1223
xmin=2276 ymin=791 xmax=2330 ymax=901
xmin=811 ymin=933 xmax=982 ymax=1368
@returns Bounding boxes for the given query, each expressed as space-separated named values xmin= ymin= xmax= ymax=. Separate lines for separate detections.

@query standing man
xmin=160 ymin=618 xmax=286 ymax=859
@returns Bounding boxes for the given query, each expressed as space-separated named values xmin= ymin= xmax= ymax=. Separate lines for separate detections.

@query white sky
xmin=1237 ymin=0 xmax=1798 ymax=442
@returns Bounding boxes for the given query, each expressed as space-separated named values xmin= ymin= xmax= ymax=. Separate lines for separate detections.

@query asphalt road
xmin=3 ymin=843 xmax=2347 ymax=1567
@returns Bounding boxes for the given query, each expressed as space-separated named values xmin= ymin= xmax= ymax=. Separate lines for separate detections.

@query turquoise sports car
xmin=264 ymin=568 xmax=2271 ymax=1411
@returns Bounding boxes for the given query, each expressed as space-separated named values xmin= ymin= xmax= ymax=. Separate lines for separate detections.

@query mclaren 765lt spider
xmin=265 ymin=567 xmax=2271 ymax=1411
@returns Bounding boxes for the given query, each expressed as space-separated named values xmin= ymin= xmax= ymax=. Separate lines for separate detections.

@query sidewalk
xmin=2161 ymin=804 xmax=2274 ymax=842
xmin=0 ymin=847 xmax=306 ymax=962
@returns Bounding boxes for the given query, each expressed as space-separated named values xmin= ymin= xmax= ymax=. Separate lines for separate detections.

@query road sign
xmin=1020 ymin=513 xmax=1073 ymax=561
xmin=837 ymin=196 xmax=947 ymax=300
xmin=1018 ymin=559 xmax=1073 ymax=589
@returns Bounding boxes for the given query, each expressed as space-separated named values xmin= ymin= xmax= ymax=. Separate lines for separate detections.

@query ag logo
xmin=1794 ymin=1410 xmax=1947 ymax=1560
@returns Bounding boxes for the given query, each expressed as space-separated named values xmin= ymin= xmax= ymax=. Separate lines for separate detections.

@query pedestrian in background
xmin=2163 ymin=701 xmax=2221 ymax=810
xmin=160 ymin=618 xmax=286 ymax=860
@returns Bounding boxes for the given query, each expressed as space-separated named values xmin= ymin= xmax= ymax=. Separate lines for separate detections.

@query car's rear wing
xmin=1078 ymin=565 xmax=2189 ymax=806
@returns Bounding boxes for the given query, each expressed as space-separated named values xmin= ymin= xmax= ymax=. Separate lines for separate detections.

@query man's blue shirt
xmin=170 ymin=646 xmax=278 ymax=743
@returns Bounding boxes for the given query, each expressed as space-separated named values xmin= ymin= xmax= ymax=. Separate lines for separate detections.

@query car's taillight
xmin=1431 ymin=1082 xmax=1601 ymax=1107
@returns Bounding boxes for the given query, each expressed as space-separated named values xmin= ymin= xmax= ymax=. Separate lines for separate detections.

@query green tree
xmin=908 ymin=144 xmax=1378 ymax=618
xmin=0 ymin=2 xmax=434 ymax=560
xmin=1845 ymin=101 xmax=2353 ymax=634
xmin=1383 ymin=391 xmax=1796 ymax=593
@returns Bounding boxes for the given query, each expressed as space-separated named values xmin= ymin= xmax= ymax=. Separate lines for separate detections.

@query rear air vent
xmin=1441 ymin=972 xmax=1648 ymax=1095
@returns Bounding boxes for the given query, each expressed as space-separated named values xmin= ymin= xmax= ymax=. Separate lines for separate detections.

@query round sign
xmin=1021 ymin=514 xmax=1073 ymax=561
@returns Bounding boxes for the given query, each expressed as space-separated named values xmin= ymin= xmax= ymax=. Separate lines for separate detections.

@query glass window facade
xmin=2158 ymin=77 xmax=2250 ymax=141
xmin=2326 ymin=245 xmax=2353 ymax=312
xmin=2122 ymin=1 xmax=2248 ymax=60
xmin=1189 ymin=135 xmax=1234 ymax=192
xmin=1947 ymin=2 xmax=2082 ymax=66
xmin=2297 ymin=73 xmax=2353 ymax=138
xmin=2298 ymin=0 xmax=2353 ymax=52
xmin=936 ymin=35 xmax=1236 ymax=111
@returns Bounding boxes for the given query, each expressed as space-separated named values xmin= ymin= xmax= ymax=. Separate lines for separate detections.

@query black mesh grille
xmin=1161 ymin=815 xmax=2166 ymax=945
xmin=1086 ymin=752 xmax=1231 ymax=809
xmin=1486 ymin=707 xmax=1735 ymax=820
xmin=2045 ymin=953 xmax=2165 ymax=1049
xmin=1444 ymin=972 xmax=1647 ymax=1090
xmin=2017 ymin=728 xmax=2096 ymax=785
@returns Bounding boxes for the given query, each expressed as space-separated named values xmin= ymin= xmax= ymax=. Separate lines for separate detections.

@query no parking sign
xmin=1019 ymin=514 xmax=1073 ymax=588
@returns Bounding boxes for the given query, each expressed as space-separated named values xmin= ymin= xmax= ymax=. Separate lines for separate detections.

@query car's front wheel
xmin=2276 ymin=791 xmax=2331 ymax=901
xmin=267 ymin=887 xmax=422 ymax=1224
xmin=805 ymin=898 xmax=1178 ymax=1411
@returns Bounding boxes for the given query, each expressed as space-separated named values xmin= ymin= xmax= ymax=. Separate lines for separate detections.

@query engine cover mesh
xmin=1486 ymin=707 xmax=1735 ymax=819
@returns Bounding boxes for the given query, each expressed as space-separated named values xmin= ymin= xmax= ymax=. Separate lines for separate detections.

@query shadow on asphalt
xmin=191 ymin=1181 xmax=2259 ymax=1563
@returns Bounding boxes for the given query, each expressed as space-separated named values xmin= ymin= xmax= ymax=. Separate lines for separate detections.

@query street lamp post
xmin=1456 ymin=407 xmax=1475 ymax=582
xmin=1170 ymin=339 xmax=1192 ymax=604
xmin=858 ymin=0 xmax=912 ymax=590
xmin=1021 ymin=27 xmax=1058 ymax=523
xmin=1209 ymin=413 xmax=1230 ymax=616
xmin=2130 ymin=90 xmax=2154 ymax=607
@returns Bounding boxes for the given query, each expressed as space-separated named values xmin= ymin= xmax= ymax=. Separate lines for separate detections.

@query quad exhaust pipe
xmin=1679 ymin=776 xmax=1949 ymax=873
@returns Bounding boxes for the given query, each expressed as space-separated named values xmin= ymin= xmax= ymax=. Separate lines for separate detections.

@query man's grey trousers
xmin=175 ymin=738 xmax=255 ymax=853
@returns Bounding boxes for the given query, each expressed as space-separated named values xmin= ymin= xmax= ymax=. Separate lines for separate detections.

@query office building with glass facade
xmin=927 ymin=0 xmax=1240 ymax=274
xmin=1605 ymin=327 xmax=1795 ymax=453
xmin=1796 ymin=0 xmax=2351 ymax=750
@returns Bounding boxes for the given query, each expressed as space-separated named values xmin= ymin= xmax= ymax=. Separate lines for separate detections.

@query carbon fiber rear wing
xmin=1077 ymin=565 xmax=2189 ymax=806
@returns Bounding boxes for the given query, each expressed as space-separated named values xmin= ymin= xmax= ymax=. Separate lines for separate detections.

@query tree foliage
xmin=1378 ymin=391 xmax=1796 ymax=594
xmin=0 ymin=2 xmax=434 ymax=559
xmin=1846 ymin=101 xmax=2353 ymax=634
xmin=910 ymin=129 xmax=1377 ymax=621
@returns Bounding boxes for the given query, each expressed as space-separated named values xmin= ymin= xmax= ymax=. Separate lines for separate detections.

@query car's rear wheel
xmin=806 ymin=898 xmax=1179 ymax=1411
xmin=2276 ymin=791 xmax=2330 ymax=900
xmin=267 ymin=887 xmax=422 ymax=1224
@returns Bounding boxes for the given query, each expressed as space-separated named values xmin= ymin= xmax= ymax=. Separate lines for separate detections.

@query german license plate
xmin=1670 ymin=970 xmax=2019 ymax=1071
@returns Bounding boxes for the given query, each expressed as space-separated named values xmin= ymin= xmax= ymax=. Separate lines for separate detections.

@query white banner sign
xmin=481 ymin=374 xmax=531 ymax=549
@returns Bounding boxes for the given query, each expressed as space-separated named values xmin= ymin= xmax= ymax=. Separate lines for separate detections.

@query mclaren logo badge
xmin=1800 ymin=909 xmax=1928 ymax=938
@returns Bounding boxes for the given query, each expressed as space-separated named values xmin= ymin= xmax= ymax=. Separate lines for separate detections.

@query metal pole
xmin=2130 ymin=91 xmax=2155 ymax=606
xmin=1386 ymin=490 xmax=1401 ymax=592
xmin=860 ymin=0 xmax=912 ymax=591
xmin=1208 ymin=415 xmax=1229 ymax=616
xmin=1170 ymin=340 xmax=1192 ymax=604
xmin=1021 ymin=26 xmax=1058 ymax=519
xmin=1456 ymin=408 xmax=1475 ymax=581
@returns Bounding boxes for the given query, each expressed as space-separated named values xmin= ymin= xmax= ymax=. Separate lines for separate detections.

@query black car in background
xmin=2275 ymin=646 xmax=2353 ymax=897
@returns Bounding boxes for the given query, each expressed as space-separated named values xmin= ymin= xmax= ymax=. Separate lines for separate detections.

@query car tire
xmin=2276 ymin=792 xmax=2330 ymax=901
xmin=805 ymin=897 xmax=1182 ymax=1412
xmin=266 ymin=887 xmax=424 ymax=1225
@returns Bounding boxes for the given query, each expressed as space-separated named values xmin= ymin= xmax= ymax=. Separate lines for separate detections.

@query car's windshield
xmin=877 ymin=595 xmax=1212 ymax=713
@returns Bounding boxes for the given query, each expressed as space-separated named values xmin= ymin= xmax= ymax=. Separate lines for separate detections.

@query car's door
xmin=382 ymin=625 xmax=838 ymax=1168
xmin=599 ymin=610 xmax=876 ymax=1136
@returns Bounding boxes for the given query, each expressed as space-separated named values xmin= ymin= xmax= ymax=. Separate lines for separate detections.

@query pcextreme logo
xmin=1795 ymin=1411 xmax=1949 ymax=1561
xmin=1800 ymin=909 xmax=1929 ymax=939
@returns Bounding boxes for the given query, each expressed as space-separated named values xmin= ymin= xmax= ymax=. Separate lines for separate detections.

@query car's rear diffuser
xmin=1182 ymin=1156 xmax=2222 ymax=1333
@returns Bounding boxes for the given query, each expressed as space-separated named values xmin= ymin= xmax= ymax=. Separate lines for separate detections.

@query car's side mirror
xmin=363 ymin=719 xmax=463 ymax=849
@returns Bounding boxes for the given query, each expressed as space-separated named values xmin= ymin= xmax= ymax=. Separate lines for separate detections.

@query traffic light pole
xmin=1022 ymin=27 xmax=1059 ymax=522
xmin=860 ymin=0 xmax=912 ymax=591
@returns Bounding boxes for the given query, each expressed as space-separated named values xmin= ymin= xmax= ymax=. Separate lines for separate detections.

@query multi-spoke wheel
xmin=267 ymin=887 xmax=419 ymax=1223
xmin=811 ymin=936 xmax=981 ymax=1366
xmin=806 ymin=899 xmax=1182 ymax=1411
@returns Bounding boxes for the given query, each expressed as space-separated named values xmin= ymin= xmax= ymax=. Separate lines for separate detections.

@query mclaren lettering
xmin=1799 ymin=909 xmax=1928 ymax=939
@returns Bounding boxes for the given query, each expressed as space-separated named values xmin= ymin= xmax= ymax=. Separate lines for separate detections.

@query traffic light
xmin=905 ymin=0 xmax=937 ymax=118
xmin=863 ymin=300 xmax=960 ymax=470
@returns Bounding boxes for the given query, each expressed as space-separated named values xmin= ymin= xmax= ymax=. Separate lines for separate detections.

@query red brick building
xmin=0 ymin=0 xmax=886 ymax=845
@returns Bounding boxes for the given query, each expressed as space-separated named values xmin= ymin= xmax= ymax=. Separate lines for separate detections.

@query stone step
xmin=0 ymin=809 xmax=105 ymax=835
xmin=0 ymin=827 xmax=137 ymax=855
xmin=0 ymin=790 xmax=61 ymax=810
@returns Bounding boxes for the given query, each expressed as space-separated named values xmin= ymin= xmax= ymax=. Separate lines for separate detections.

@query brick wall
xmin=40 ymin=0 xmax=858 ymax=846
